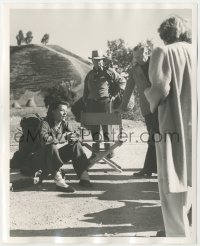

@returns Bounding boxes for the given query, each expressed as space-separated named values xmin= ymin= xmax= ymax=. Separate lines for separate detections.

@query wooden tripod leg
xmin=84 ymin=141 xmax=123 ymax=170
xmin=103 ymin=158 xmax=122 ymax=173
xmin=87 ymin=149 xmax=113 ymax=169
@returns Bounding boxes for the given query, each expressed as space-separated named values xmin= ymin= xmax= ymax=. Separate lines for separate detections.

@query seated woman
xmin=38 ymin=99 xmax=92 ymax=192
xmin=11 ymin=99 xmax=92 ymax=192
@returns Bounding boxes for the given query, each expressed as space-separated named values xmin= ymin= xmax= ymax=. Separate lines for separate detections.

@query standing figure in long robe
xmin=144 ymin=15 xmax=193 ymax=237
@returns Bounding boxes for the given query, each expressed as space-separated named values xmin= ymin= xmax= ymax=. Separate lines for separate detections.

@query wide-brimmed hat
xmin=88 ymin=50 xmax=106 ymax=60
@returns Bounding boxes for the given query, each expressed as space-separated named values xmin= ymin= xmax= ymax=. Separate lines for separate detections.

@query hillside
xmin=48 ymin=45 xmax=91 ymax=67
xmin=10 ymin=44 xmax=92 ymax=106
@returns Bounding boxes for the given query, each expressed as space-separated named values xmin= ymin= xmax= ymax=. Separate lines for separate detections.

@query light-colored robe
xmin=145 ymin=42 xmax=192 ymax=193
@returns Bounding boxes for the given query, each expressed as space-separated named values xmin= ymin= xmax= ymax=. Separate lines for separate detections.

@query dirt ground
xmin=9 ymin=120 xmax=164 ymax=238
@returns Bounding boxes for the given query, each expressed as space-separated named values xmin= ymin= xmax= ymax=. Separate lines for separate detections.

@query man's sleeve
xmin=144 ymin=47 xmax=172 ymax=113
xmin=120 ymin=69 xmax=135 ymax=111
xmin=112 ymin=69 xmax=126 ymax=91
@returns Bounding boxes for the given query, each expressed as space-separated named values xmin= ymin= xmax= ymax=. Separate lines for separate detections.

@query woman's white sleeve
xmin=144 ymin=46 xmax=171 ymax=113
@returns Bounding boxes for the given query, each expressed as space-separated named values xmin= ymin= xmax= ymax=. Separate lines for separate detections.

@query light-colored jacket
xmin=145 ymin=42 xmax=192 ymax=193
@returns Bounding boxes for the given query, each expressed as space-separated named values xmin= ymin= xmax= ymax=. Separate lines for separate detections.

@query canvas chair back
xmin=81 ymin=112 xmax=122 ymax=127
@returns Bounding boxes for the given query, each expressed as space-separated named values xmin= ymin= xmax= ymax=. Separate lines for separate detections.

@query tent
xmin=11 ymin=101 xmax=21 ymax=109
xmin=26 ymin=98 xmax=36 ymax=107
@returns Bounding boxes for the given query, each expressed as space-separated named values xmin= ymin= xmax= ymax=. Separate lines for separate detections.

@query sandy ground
xmin=9 ymin=120 xmax=165 ymax=238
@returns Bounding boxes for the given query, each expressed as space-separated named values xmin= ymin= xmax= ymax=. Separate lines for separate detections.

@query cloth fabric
xmin=156 ymin=142 xmax=191 ymax=237
xmin=83 ymin=67 xmax=125 ymax=102
xmin=38 ymin=117 xmax=90 ymax=178
xmin=86 ymin=98 xmax=113 ymax=154
xmin=12 ymin=116 xmax=90 ymax=178
xmin=84 ymin=69 xmax=110 ymax=99
xmin=143 ymin=111 xmax=159 ymax=173
xmin=40 ymin=116 xmax=74 ymax=145
xmin=145 ymin=42 xmax=192 ymax=237
xmin=120 ymin=60 xmax=158 ymax=173
xmin=43 ymin=141 xmax=90 ymax=178
xmin=71 ymin=97 xmax=86 ymax=123
xmin=145 ymin=42 xmax=192 ymax=193
xmin=83 ymin=66 xmax=124 ymax=154
xmin=120 ymin=61 xmax=151 ymax=116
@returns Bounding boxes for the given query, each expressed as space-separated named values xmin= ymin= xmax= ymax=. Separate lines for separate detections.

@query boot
xmin=79 ymin=170 xmax=92 ymax=188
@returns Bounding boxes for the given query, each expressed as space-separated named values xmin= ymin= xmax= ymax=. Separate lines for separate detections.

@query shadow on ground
xmin=10 ymin=225 xmax=134 ymax=237
xmin=10 ymin=168 xmax=164 ymax=237
xmin=10 ymin=200 xmax=163 ymax=237
xmin=82 ymin=201 xmax=163 ymax=232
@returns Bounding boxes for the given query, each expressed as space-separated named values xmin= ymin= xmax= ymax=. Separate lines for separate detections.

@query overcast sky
xmin=10 ymin=8 xmax=192 ymax=59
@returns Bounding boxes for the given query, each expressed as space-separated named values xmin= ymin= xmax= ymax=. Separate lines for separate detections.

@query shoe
xmin=79 ymin=180 xmax=92 ymax=188
xmin=54 ymin=171 xmax=75 ymax=192
xmin=56 ymin=185 xmax=75 ymax=193
xmin=34 ymin=169 xmax=43 ymax=184
xmin=156 ymin=230 xmax=166 ymax=237
xmin=133 ymin=170 xmax=152 ymax=178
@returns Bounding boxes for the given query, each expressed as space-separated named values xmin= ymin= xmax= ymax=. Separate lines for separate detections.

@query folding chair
xmin=80 ymin=112 xmax=124 ymax=172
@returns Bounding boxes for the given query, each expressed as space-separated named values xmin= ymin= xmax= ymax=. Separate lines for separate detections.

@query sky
xmin=10 ymin=8 xmax=192 ymax=60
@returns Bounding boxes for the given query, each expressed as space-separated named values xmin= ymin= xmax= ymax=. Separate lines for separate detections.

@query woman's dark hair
xmin=46 ymin=100 xmax=69 ymax=119
xmin=158 ymin=15 xmax=192 ymax=44
xmin=42 ymin=81 xmax=75 ymax=121
xmin=43 ymin=81 xmax=75 ymax=107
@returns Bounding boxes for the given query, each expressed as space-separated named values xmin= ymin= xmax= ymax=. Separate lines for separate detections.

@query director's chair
xmin=80 ymin=112 xmax=124 ymax=172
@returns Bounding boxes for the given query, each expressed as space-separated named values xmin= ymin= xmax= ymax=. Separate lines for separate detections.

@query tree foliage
xmin=16 ymin=30 xmax=25 ymax=46
xmin=106 ymin=38 xmax=133 ymax=74
xmin=41 ymin=34 xmax=50 ymax=45
xmin=106 ymin=38 xmax=144 ymax=121
xmin=16 ymin=30 xmax=34 ymax=45
xmin=24 ymin=31 xmax=33 ymax=44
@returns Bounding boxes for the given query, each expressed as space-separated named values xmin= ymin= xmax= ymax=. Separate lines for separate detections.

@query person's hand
xmin=58 ymin=133 xmax=67 ymax=144
xmin=64 ymin=132 xmax=73 ymax=141
xmin=110 ymin=96 xmax=115 ymax=102
xmin=67 ymin=131 xmax=80 ymax=144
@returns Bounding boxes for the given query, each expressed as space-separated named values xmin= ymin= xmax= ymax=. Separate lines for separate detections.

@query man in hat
xmin=83 ymin=50 xmax=125 ymax=159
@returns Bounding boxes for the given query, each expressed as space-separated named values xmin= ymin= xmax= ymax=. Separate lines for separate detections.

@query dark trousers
xmin=143 ymin=110 xmax=159 ymax=173
xmin=86 ymin=98 xmax=113 ymax=153
xmin=33 ymin=141 xmax=90 ymax=178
